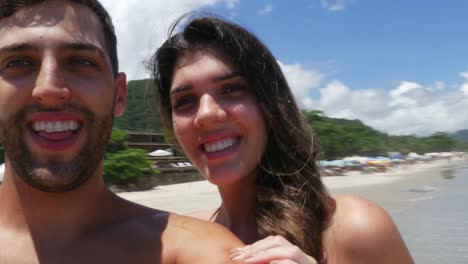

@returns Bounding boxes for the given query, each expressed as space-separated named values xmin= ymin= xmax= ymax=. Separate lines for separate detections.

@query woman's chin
xmin=203 ymin=169 xmax=256 ymax=188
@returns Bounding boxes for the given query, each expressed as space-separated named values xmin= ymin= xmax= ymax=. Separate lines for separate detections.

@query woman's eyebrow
xmin=213 ymin=71 xmax=243 ymax=82
xmin=170 ymin=84 xmax=192 ymax=95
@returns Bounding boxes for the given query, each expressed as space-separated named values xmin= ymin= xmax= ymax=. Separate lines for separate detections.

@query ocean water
xmin=392 ymin=166 xmax=468 ymax=263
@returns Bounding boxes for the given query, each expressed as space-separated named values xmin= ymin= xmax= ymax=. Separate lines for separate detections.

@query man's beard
xmin=0 ymin=104 xmax=113 ymax=192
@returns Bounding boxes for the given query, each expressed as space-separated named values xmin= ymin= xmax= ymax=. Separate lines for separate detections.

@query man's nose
xmin=32 ymin=57 xmax=70 ymax=108
xmin=194 ymin=94 xmax=227 ymax=128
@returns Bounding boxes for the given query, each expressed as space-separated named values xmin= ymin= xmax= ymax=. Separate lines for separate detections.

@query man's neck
xmin=0 ymin=167 xmax=116 ymax=244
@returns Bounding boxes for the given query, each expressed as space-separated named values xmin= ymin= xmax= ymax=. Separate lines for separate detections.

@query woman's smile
xmin=170 ymin=49 xmax=267 ymax=185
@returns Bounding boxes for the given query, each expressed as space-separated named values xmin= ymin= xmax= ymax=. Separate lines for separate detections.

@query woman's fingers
xmin=243 ymin=246 xmax=314 ymax=264
xmin=230 ymin=236 xmax=317 ymax=264
xmin=234 ymin=236 xmax=291 ymax=255
xmin=270 ymin=260 xmax=299 ymax=264
xmin=230 ymin=236 xmax=288 ymax=261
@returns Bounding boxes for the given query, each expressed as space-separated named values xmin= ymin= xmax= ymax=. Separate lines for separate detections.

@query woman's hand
xmin=230 ymin=235 xmax=318 ymax=264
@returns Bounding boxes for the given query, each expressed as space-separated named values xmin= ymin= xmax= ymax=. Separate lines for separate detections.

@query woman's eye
xmin=173 ymin=96 xmax=196 ymax=110
xmin=222 ymin=84 xmax=246 ymax=95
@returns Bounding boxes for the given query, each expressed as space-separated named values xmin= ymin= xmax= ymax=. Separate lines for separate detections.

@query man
xmin=0 ymin=0 xmax=243 ymax=263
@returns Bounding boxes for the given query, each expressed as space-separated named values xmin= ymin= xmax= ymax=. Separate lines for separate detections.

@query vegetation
xmin=103 ymin=130 xmax=156 ymax=185
xmin=303 ymin=110 xmax=463 ymax=159
xmin=113 ymin=79 xmax=161 ymax=132
xmin=103 ymin=148 xmax=154 ymax=185
xmin=304 ymin=111 xmax=387 ymax=159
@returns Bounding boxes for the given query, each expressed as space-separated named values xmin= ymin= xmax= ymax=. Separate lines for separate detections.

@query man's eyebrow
xmin=59 ymin=43 xmax=106 ymax=58
xmin=213 ymin=71 xmax=243 ymax=82
xmin=0 ymin=43 xmax=39 ymax=54
xmin=0 ymin=42 xmax=106 ymax=58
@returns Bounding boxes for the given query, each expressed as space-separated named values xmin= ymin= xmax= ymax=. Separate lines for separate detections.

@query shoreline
xmin=330 ymin=159 xmax=468 ymax=213
xmin=119 ymin=159 xmax=468 ymax=214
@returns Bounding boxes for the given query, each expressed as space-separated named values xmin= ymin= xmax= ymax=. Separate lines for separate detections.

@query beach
xmin=119 ymin=158 xmax=468 ymax=263
xmin=119 ymin=158 xmax=468 ymax=214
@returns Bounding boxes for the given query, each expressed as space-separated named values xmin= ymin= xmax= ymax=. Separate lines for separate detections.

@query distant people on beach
xmin=150 ymin=14 xmax=414 ymax=263
xmin=0 ymin=1 xmax=243 ymax=263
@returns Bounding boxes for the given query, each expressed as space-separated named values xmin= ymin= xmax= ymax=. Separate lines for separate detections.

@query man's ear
xmin=113 ymin=72 xmax=127 ymax=117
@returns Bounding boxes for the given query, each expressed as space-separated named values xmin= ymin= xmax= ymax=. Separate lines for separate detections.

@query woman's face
xmin=169 ymin=49 xmax=267 ymax=186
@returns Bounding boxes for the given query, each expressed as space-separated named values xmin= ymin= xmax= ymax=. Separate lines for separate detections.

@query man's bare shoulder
xmin=93 ymin=198 xmax=243 ymax=263
xmin=323 ymin=195 xmax=413 ymax=264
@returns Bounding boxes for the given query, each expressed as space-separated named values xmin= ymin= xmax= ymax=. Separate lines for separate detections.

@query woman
xmin=150 ymin=15 xmax=413 ymax=264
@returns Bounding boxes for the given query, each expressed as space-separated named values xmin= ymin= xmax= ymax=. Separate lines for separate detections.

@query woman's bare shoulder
xmin=187 ymin=209 xmax=219 ymax=221
xmin=323 ymin=194 xmax=413 ymax=264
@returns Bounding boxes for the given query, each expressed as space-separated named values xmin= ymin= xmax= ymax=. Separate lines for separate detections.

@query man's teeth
xmin=32 ymin=121 xmax=80 ymax=133
xmin=204 ymin=138 xmax=237 ymax=153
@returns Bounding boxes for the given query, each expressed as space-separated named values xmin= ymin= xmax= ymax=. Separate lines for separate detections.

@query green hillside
xmin=112 ymin=79 xmax=466 ymax=159
xmin=113 ymin=79 xmax=161 ymax=132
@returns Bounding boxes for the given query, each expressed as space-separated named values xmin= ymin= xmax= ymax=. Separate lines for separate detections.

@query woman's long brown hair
xmin=149 ymin=14 xmax=334 ymax=260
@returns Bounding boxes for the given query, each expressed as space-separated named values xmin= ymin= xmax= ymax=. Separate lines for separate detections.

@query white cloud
xmin=277 ymin=61 xmax=324 ymax=107
xmin=390 ymin=81 xmax=422 ymax=98
xmin=430 ymin=81 xmax=446 ymax=91
xmin=258 ymin=4 xmax=273 ymax=15
xmin=320 ymin=80 xmax=349 ymax=106
xmin=305 ymin=77 xmax=468 ymax=136
xmin=320 ymin=0 xmax=349 ymax=12
xmin=99 ymin=0 xmax=238 ymax=80
xmin=224 ymin=0 xmax=239 ymax=9
xmin=459 ymin=71 xmax=468 ymax=96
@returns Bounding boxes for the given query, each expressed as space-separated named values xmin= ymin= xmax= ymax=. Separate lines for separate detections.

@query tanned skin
xmin=0 ymin=1 xmax=243 ymax=263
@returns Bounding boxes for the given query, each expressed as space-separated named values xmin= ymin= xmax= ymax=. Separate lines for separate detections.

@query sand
xmin=118 ymin=158 xmax=468 ymax=214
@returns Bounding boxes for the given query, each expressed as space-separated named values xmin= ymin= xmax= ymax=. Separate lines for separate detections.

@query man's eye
xmin=1 ymin=58 xmax=35 ymax=77
xmin=69 ymin=57 xmax=96 ymax=66
xmin=5 ymin=59 xmax=32 ymax=68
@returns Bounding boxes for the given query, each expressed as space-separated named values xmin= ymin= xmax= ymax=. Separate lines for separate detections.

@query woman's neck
xmin=215 ymin=176 xmax=258 ymax=244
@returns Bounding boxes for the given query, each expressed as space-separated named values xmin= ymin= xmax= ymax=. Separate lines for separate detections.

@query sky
xmin=99 ymin=0 xmax=468 ymax=136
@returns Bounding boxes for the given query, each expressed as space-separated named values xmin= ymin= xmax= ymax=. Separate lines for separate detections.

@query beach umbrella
xmin=343 ymin=156 xmax=368 ymax=164
xmin=148 ymin=149 xmax=173 ymax=157
xmin=407 ymin=152 xmax=421 ymax=158
xmin=388 ymin=152 xmax=404 ymax=159
xmin=318 ymin=161 xmax=330 ymax=167
xmin=328 ymin=160 xmax=346 ymax=167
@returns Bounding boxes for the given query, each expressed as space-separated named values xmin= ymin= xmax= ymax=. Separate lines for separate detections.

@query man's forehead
xmin=0 ymin=0 xmax=106 ymax=50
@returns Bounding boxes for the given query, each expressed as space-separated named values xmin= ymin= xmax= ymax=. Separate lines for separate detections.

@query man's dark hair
xmin=0 ymin=0 xmax=119 ymax=76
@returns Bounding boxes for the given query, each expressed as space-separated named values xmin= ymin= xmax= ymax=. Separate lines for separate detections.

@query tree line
xmin=303 ymin=110 xmax=466 ymax=160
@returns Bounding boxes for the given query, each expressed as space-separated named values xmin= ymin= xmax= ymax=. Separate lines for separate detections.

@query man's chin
xmin=17 ymin=165 xmax=90 ymax=193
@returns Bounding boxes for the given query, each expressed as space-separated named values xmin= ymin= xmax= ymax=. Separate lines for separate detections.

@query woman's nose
xmin=194 ymin=94 xmax=227 ymax=128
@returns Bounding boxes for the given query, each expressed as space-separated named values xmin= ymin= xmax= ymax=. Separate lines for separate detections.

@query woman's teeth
xmin=204 ymin=138 xmax=238 ymax=153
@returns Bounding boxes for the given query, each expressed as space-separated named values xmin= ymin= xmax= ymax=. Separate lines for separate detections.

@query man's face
xmin=0 ymin=0 xmax=126 ymax=192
